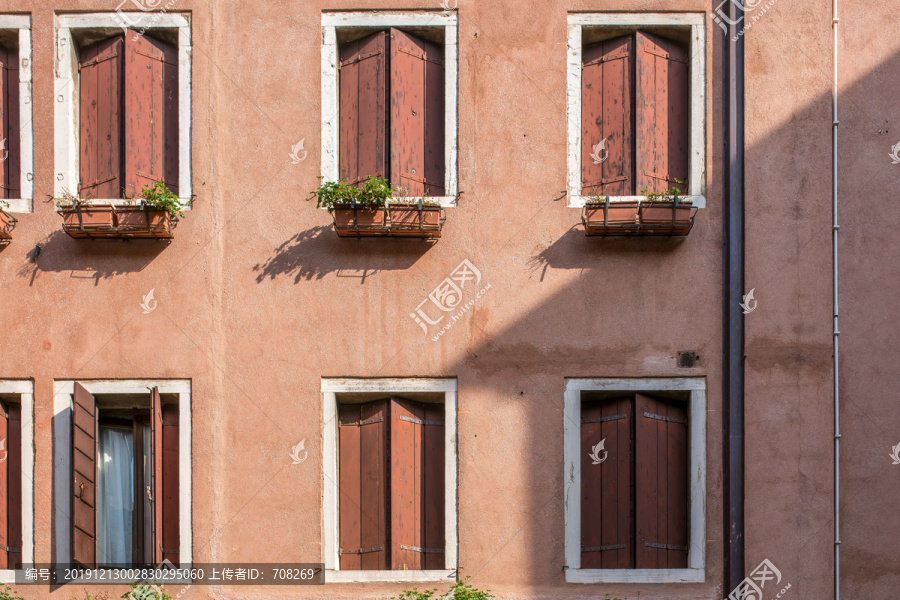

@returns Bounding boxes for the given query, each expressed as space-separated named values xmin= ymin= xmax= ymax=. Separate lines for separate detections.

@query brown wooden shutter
xmin=635 ymin=32 xmax=689 ymax=195
xmin=72 ymin=383 xmax=98 ymax=567
xmin=150 ymin=387 xmax=164 ymax=564
xmin=161 ymin=403 xmax=180 ymax=565
xmin=581 ymin=35 xmax=635 ymax=196
xmin=390 ymin=397 xmax=444 ymax=570
xmin=7 ymin=402 xmax=21 ymax=569
xmin=635 ymin=393 xmax=688 ymax=569
xmin=580 ymin=397 xmax=633 ymax=568
xmin=339 ymin=32 xmax=389 ymax=187
xmin=79 ymin=36 xmax=124 ymax=200
xmin=389 ymin=29 xmax=445 ymax=197
xmin=339 ymin=401 xmax=389 ymax=570
xmin=0 ymin=46 xmax=20 ymax=200
xmin=124 ymin=34 xmax=179 ymax=198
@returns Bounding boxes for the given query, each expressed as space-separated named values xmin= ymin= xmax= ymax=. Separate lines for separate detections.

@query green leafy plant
xmin=0 ymin=199 xmax=9 ymax=210
xmin=641 ymin=178 xmax=686 ymax=203
xmin=121 ymin=583 xmax=171 ymax=600
xmin=315 ymin=175 xmax=395 ymax=210
xmin=140 ymin=182 xmax=185 ymax=219
xmin=583 ymin=182 xmax=610 ymax=205
xmin=54 ymin=188 xmax=81 ymax=208
xmin=71 ymin=591 xmax=109 ymax=600
xmin=0 ymin=585 xmax=25 ymax=600
xmin=388 ymin=184 xmax=441 ymax=205
xmin=392 ymin=577 xmax=494 ymax=600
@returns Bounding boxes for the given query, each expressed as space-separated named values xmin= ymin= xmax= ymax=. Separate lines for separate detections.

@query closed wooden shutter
xmin=580 ymin=397 xmax=633 ymax=568
xmin=123 ymin=34 xmax=179 ymax=199
xmin=339 ymin=400 xmax=389 ymax=570
xmin=0 ymin=46 xmax=20 ymax=200
xmin=390 ymin=397 xmax=444 ymax=570
xmin=581 ymin=36 xmax=634 ymax=196
xmin=390 ymin=29 xmax=445 ymax=197
xmin=635 ymin=393 xmax=688 ymax=569
xmin=72 ymin=383 xmax=98 ymax=567
xmin=79 ymin=36 xmax=124 ymax=199
xmin=339 ymin=32 xmax=389 ymax=187
xmin=150 ymin=387 xmax=164 ymax=564
xmin=161 ymin=403 xmax=180 ymax=565
xmin=7 ymin=403 xmax=21 ymax=569
xmin=635 ymin=32 xmax=689 ymax=195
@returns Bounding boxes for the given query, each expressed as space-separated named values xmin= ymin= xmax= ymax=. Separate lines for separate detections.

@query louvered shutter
xmin=79 ymin=36 xmax=124 ymax=199
xmin=390 ymin=29 xmax=445 ymax=197
xmin=150 ymin=387 xmax=164 ymax=564
xmin=581 ymin=35 xmax=634 ymax=196
xmin=0 ymin=46 xmax=20 ymax=200
xmin=339 ymin=401 xmax=389 ymax=570
xmin=7 ymin=403 xmax=21 ymax=569
xmin=161 ymin=403 xmax=180 ymax=565
xmin=390 ymin=397 xmax=445 ymax=570
xmin=72 ymin=383 xmax=98 ymax=567
xmin=635 ymin=32 xmax=689 ymax=195
xmin=339 ymin=32 xmax=389 ymax=187
xmin=123 ymin=34 xmax=179 ymax=198
xmin=635 ymin=393 xmax=688 ymax=569
xmin=580 ymin=397 xmax=634 ymax=569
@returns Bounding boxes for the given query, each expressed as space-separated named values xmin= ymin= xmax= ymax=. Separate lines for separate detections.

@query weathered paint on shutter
xmin=580 ymin=397 xmax=633 ymax=568
xmin=123 ymin=34 xmax=179 ymax=198
xmin=7 ymin=403 xmax=21 ymax=569
xmin=79 ymin=36 xmax=124 ymax=199
xmin=582 ymin=36 xmax=634 ymax=196
xmin=635 ymin=393 xmax=688 ymax=569
xmin=161 ymin=403 xmax=180 ymax=565
xmin=635 ymin=32 xmax=689 ymax=195
xmin=72 ymin=383 xmax=97 ymax=567
xmin=339 ymin=401 xmax=389 ymax=570
xmin=150 ymin=387 xmax=164 ymax=564
xmin=0 ymin=46 xmax=20 ymax=200
xmin=389 ymin=29 xmax=445 ymax=197
xmin=339 ymin=32 xmax=389 ymax=187
xmin=0 ymin=401 xmax=7 ymax=569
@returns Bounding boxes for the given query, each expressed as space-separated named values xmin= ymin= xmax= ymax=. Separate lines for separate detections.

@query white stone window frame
xmin=566 ymin=13 xmax=706 ymax=209
xmin=54 ymin=13 xmax=192 ymax=207
xmin=563 ymin=377 xmax=706 ymax=584
xmin=0 ymin=15 xmax=33 ymax=213
xmin=321 ymin=11 xmax=458 ymax=208
xmin=0 ymin=380 xmax=34 ymax=583
xmin=52 ymin=379 xmax=192 ymax=568
xmin=321 ymin=378 xmax=458 ymax=583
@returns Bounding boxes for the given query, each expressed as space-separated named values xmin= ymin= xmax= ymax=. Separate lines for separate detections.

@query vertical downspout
xmin=832 ymin=0 xmax=841 ymax=598
xmin=723 ymin=0 xmax=746 ymax=594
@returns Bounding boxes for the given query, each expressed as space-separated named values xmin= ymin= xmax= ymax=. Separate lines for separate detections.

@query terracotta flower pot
xmin=639 ymin=201 xmax=694 ymax=226
xmin=61 ymin=205 xmax=115 ymax=229
xmin=115 ymin=208 xmax=150 ymax=229
xmin=332 ymin=205 xmax=388 ymax=237
xmin=582 ymin=201 xmax=640 ymax=235
xmin=0 ymin=209 xmax=14 ymax=240
xmin=388 ymin=204 xmax=442 ymax=227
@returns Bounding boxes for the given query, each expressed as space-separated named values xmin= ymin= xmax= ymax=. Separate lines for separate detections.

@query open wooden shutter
xmin=581 ymin=35 xmax=634 ymax=196
xmin=161 ymin=403 xmax=180 ymax=565
xmin=0 ymin=46 xmax=20 ymax=200
xmin=72 ymin=383 xmax=98 ymax=567
xmin=339 ymin=400 xmax=389 ymax=570
xmin=7 ymin=403 xmax=21 ymax=569
xmin=79 ymin=36 xmax=124 ymax=200
xmin=580 ymin=397 xmax=634 ymax=568
xmin=150 ymin=387 xmax=164 ymax=564
xmin=390 ymin=29 xmax=445 ymax=197
xmin=635 ymin=32 xmax=689 ymax=195
xmin=123 ymin=34 xmax=179 ymax=199
xmin=0 ymin=401 xmax=7 ymax=569
xmin=339 ymin=31 xmax=389 ymax=187
xmin=390 ymin=397 xmax=445 ymax=570
xmin=635 ymin=393 xmax=688 ymax=569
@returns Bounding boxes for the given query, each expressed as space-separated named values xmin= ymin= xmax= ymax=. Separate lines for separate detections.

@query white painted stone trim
xmin=320 ymin=11 xmax=458 ymax=208
xmin=54 ymin=13 xmax=192 ymax=208
xmin=0 ymin=381 xmax=34 ymax=583
xmin=566 ymin=13 xmax=706 ymax=209
xmin=321 ymin=377 xmax=458 ymax=583
xmin=563 ymin=377 xmax=706 ymax=584
xmin=0 ymin=16 xmax=33 ymax=213
xmin=52 ymin=379 xmax=192 ymax=566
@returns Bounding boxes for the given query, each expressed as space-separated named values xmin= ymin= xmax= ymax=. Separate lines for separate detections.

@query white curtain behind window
xmin=98 ymin=426 xmax=134 ymax=566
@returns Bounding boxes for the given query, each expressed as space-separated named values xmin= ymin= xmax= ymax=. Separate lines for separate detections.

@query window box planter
xmin=59 ymin=204 xmax=177 ymax=240
xmin=582 ymin=198 xmax=697 ymax=236
xmin=0 ymin=208 xmax=17 ymax=241
xmin=638 ymin=199 xmax=696 ymax=236
xmin=386 ymin=203 xmax=444 ymax=238
xmin=582 ymin=200 xmax=639 ymax=235
xmin=331 ymin=202 xmax=444 ymax=238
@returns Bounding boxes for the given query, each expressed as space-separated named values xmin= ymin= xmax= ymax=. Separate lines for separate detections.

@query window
xmin=55 ymin=13 xmax=191 ymax=206
xmin=0 ymin=380 xmax=34 ymax=581
xmin=322 ymin=378 xmax=457 ymax=583
xmin=54 ymin=380 xmax=191 ymax=570
xmin=0 ymin=16 xmax=33 ymax=214
xmin=564 ymin=378 xmax=706 ymax=584
xmin=322 ymin=12 xmax=458 ymax=207
xmin=566 ymin=13 xmax=706 ymax=208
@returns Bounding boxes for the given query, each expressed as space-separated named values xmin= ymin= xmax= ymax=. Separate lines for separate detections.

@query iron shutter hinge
xmin=399 ymin=545 xmax=444 ymax=554
xmin=581 ymin=544 xmax=627 ymax=552
xmin=644 ymin=542 xmax=687 ymax=551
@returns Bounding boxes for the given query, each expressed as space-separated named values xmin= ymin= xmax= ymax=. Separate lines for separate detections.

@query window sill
xmin=565 ymin=568 xmax=704 ymax=584
xmin=4 ymin=199 xmax=34 ymax=213
xmin=325 ymin=569 xmax=456 ymax=583
xmin=568 ymin=195 xmax=706 ymax=209
xmin=0 ymin=570 xmax=18 ymax=584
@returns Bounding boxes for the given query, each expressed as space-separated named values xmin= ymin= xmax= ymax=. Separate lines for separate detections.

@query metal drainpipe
xmin=832 ymin=0 xmax=841 ymax=597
